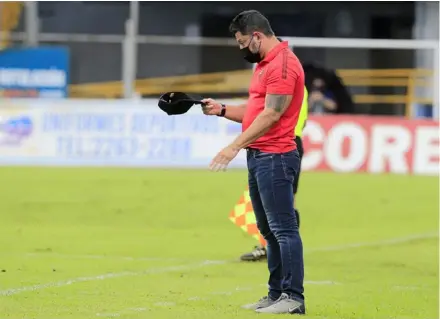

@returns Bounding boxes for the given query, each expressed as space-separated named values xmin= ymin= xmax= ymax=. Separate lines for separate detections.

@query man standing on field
xmin=202 ymin=10 xmax=306 ymax=315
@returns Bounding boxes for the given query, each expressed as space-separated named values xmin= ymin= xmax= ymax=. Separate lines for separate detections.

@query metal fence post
xmin=123 ymin=20 xmax=134 ymax=99
xmin=122 ymin=1 xmax=139 ymax=99
xmin=24 ymin=1 xmax=39 ymax=47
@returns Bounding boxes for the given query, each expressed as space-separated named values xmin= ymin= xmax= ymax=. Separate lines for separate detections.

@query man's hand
xmin=201 ymin=98 xmax=222 ymax=116
xmin=209 ymin=145 xmax=240 ymax=172
xmin=309 ymin=91 xmax=324 ymax=103
xmin=309 ymin=91 xmax=337 ymax=111
xmin=201 ymin=99 xmax=248 ymax=123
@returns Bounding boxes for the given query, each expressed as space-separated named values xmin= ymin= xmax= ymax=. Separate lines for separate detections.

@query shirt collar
xmin=260 ymin=41 xmax=289 ymax=64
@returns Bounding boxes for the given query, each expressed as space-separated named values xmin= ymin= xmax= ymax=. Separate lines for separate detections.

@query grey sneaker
xmin=240 ymin=246 xmax=267 ymax=262
xmin=255 ymin=293 xmax=305 ymax=314
xmin=241 ymin=296 xmax=277 ymax=310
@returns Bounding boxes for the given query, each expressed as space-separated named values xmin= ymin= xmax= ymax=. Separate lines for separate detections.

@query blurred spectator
xmin=303 ymin=63 xmax=355 ymax=114
xmin=308 ymin=77 xmax=337 ymax=114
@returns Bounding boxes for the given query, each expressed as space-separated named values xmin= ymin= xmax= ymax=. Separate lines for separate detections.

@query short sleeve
xmin=266 ymin=57 xmax=298 ymax=95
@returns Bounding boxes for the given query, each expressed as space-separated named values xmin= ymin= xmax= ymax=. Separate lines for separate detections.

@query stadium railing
xmin=5 ymin=32 xmax=438 ymax=118
xmin=69 ymin=68 xmax=433 ymax=119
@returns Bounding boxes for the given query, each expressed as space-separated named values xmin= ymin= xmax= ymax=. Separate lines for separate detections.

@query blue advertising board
xmin=0 ymin=99 xmax=248 ymax=168
xmin=0 ymin=99 xmax=438 ymax=175
xmin=0 ymin=46 xmax=69 ymax=98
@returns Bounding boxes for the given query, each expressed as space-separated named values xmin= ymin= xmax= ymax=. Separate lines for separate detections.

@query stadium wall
xmin=0 ymin=99 xmax=438 ymax=176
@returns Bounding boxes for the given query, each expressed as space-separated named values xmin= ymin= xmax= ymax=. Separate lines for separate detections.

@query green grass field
xmin=0 ymin=167 xmax=438 ymax=319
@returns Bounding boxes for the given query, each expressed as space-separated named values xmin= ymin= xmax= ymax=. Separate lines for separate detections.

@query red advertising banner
xmin=302 ymin=115 xmax=439 ymax=176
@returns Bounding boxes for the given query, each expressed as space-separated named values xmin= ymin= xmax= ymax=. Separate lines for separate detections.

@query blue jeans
xmin=247 ymin=148 xmax=305 ymax=302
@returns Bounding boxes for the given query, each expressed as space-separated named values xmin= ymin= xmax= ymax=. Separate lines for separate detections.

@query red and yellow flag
xmin=228 ymin=187 xmax=266 ymax=247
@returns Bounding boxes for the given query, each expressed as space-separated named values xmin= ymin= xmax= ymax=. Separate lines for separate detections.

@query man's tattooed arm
xmin=229 ymin=93 xmax=293 ymax=150
xmin=265 ymin=94 xmax=293 ymax=114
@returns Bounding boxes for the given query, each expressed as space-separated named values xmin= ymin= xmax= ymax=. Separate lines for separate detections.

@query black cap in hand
xmin=158 ymin=92 xmax=205 ymax=115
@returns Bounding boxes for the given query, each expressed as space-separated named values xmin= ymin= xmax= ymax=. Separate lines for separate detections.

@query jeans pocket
xmin=254 ymin=151 xmax=274 ymax=160
xmin=281 ymin=153 xmax=298 ymax=182
xmin=281 ymin=150 xmax=300 ymax=160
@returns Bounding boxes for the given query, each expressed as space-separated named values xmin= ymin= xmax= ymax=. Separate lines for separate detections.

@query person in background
xmin=303 ymin=62 xmax=355 ymax=115
xmin=308 ymin=77 xmax=338 ymax=114
xmin=239 ymin=86 xmax=308 ymax=262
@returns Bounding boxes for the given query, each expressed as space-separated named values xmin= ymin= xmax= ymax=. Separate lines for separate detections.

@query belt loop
xmin=246 ymin=148 xmax=251 ymax=160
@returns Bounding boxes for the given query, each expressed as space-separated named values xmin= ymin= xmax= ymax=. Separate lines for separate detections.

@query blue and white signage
xmin=0 ymin=99 xmax=247 ymax=167
xmin=0 ymin=46 xmax=69 ymax=98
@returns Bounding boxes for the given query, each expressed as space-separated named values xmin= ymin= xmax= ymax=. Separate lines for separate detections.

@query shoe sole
xmin=240 ymin=258 xmax=267 ymax=262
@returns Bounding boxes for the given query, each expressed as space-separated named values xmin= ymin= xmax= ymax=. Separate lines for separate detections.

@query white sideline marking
xmin=259 ymin=280 xmax=340 ymax=287
xmin=13 ymin=232 xmax=437 ymax=264
xmin=0 ymin=260 xmax=225 ymax=297
xmin=195 ymin=281 xmax=340 ymax=302
xmin=393 ymin=285 xmax=426 ymax=291
xmin=188 ymin=296 xmax=207 ymax=301
xmin=235 ymin=286 xmax=253 ymax=291
xmin=96 ymin=307 xmax=148 ymax=317
xmin=210 ymin=291 xmax=233 ymax=296
xmin=127 ymin=307 xmax=148 ymax=311
xmin=96 ymin=313 xmax=120 ymax=318
xmin=16 ymin=232 xmax=438 ymax=263
xmin=1 ymin=232 xmax=434 ymax=298
xmin=154 ymin=302 xmax=176 ymax=307
xmin=208 ymin=280 xmax=340 ymax=297
xmin=305 ymin=280 xmax=341 ymax=285
xmin=306 ymin=232 xmax=438 ymax=253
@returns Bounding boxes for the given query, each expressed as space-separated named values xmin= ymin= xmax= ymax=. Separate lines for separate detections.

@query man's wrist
xmin=217 ymin=104 xmax=226 ymax=117
xmin=230 ymin=138 xmax=245 ymax=151
xmin=229 ymin=143 xmax=242 ymax=152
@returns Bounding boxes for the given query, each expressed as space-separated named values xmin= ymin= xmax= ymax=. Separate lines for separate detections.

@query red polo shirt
xmin=242 ymin=41 xmax=305 ymax=153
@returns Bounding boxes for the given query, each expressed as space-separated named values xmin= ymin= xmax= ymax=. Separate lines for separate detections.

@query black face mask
xmin=240 ymin=35 xmax=262 ymax=64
